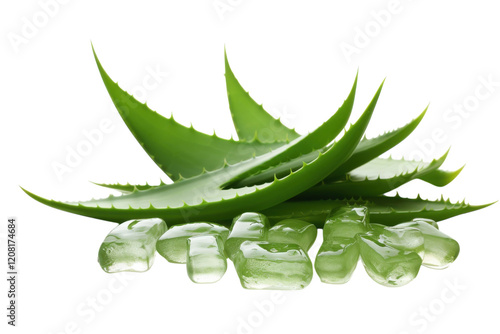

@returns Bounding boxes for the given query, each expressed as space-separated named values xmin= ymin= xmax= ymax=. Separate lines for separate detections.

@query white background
xmin=1 ymin=0 xmax=499 ymax=333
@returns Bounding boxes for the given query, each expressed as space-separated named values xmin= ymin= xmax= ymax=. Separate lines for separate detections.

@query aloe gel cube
xmin=323 ymin=206 xmax=369 ymax=241
xmin=156 ymin=222 xmax=229 ymax=264
xmin=186 ymin=235 xmax=227 ymax=283
xmin=412 ymin=218 xmax=439 ymax=229
xmin=370 ymin=223 xmax=425 ymax=259
xmin=357 ymin=233 xmax=422 ymax=287
xmin=225 ymin=212 xmax=270 ymax=260
xmin=98 ymin=218 xmax=167 ymax=273
xmin=314 ymin=237 xmax=359 ymax=284
xmin=396 ymin=220 xmax=459 ymax=269
xmin=233 ymin=241 xmax=313 ymax=290
xmin=268 ymin=219 xmax=317 ymax=251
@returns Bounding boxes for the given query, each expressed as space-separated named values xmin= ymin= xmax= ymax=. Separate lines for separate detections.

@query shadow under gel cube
xmin=357 ymin=233 xmax=422 ymax=287
xmin=234 ymin=241 xmax=313 ymax=290
xmin=323 ymin=206 xmax=369 ymax=241
xmin=268 ymin=219 xmax=317 ymax=251
xmin=98 ymin=218 xmax=167 ymax=273
xmin=396 ymin=220 xmax=459 ymax=269
xmin=186 ymin=235 xmax=227 ymax=284
xmin=156 ymin=222 xmax=229 ymax=264
xmin=225 ymin=212 xmax=270 ymax=261
xmin=314 ymin=237 xmax=359 ymax=284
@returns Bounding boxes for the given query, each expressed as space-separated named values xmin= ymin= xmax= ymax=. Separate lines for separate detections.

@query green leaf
xmin=419 ymin=166 xmax=465 ymax=186
xmin=93 ymin=47 xmax=283 ymax=181
xmin=226 ymin=107 xmax=428 ymax=188
xmin=95 ymin=45 xmax=424 ymax=189
xmin=295 ymin=150 xmax=461 ymax=199
xmin=96 ymin=154 xmax=461 ymax=196
xmin=22 ymin=80 xmax=379 ymax=225
xmin=90 ymin=181 xmax=168 ymax=193
xmin=261 ymin=195 xmax=495 ymax=227
xmin=324 ymin=106 xmax=428 ymax=180
xmin=222 ymin=73 xmax=359 ymax=187
xmin=224 ymin=49 xmax=300 ymax=143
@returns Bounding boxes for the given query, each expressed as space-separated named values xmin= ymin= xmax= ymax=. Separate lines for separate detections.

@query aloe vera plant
xmin=22 ymin=46 xmax=494 ymax=288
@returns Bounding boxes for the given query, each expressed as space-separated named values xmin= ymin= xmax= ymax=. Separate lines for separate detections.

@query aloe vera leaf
xmin=221 ymin=74 xmax=360 ymax=187
xmin=224 ymin=49 xmax=300 ymax=143
xmin=92 ymin=112 xmax=458 ymax=196
xmin=261 ymin=195 xmax=494 ymax=227
xmin=92 ymin=70 xmax=356 ymax=193
xmin=419 ymin=166 xmax=465 ymax=186
xmin=95 ymin=46 xmax=425 ymax=188
xmin=225 ymin=60 xmax=427 ymax=181
xmin=325 ymin=107 xmax=428 ymax=180
xmin=97 ymin=49 xmax=358 ymax=188
xmin=95 ymin=154 xmax=460 ymax=195
xmin=224 ymin=50 xmax=425 ymax=171
xmin=94 ymin=46 xmax=426 ymax=189
xmin=93 ymin=48 xmax=283 ymax=182
xmin=22 ymin=79 xmax=379 ymax=225
xmin=24 ymin=186 xmax=493 ymax=229
xmin=94 ymin=47 xmax=351 ymax=185
xmin=226 ymin=109 xmax=429 ymax=187
xmin=90 ymin=181 xmax=168 ymax=193
xmin=295 ymin=151 xmax=459 ymax=199
xmin=226 ymin=108 xmax=428 ymax=188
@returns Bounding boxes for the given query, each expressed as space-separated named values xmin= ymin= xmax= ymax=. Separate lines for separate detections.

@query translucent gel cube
xmin=323 ymin=206 xmax=369 ymax=242
xmin=225 ymin=212 xmax=270 ymax=260
xmin=156 ymin=222 xmax=229 ymax=264
xmin=186 ymin=235 xmax=227 ymax=284
xmin=268 ymin=219 xmax=317 ymax=251
xmin=396 ymin=220 xmax=459 ymax=269
xmin=98 ymin=218 xmax=167 ymax=273
xmin=234 ymin=241 xmax=313 ymax=290
xmin=412 ymin=218 xmax=439 ymax=229
xmin=370 ymin=223 xmax=425 ymax=259
xmin=314 ymin=237 xmax=359 ymax=284
xmin=357 ymin=233 xmax=422 ymax=287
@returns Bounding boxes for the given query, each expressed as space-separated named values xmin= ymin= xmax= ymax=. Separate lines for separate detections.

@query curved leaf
xmin=225 ymin=49 xmax=300 ymax=142
xmin=90 ymin=181 xmax=168 ymax=193
xmin=93 ymin=47 xmax=283 ymax=181
xmin=420 ymin=166 xmax=465 ymax=186
xmin=22 ymin=83 xmax=379 ymax=225
xmin=227 ymin=108 xmax=428 ymax=188
xmin=262 ymin=195 xmax=495 ymax=227
xmin=296 ymin=151 xmax=461 ymax=198
xmin=223 ymin=73 xmax=360 ymax=186
xmin=324 ymin=106 xmax=428 ymax=180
